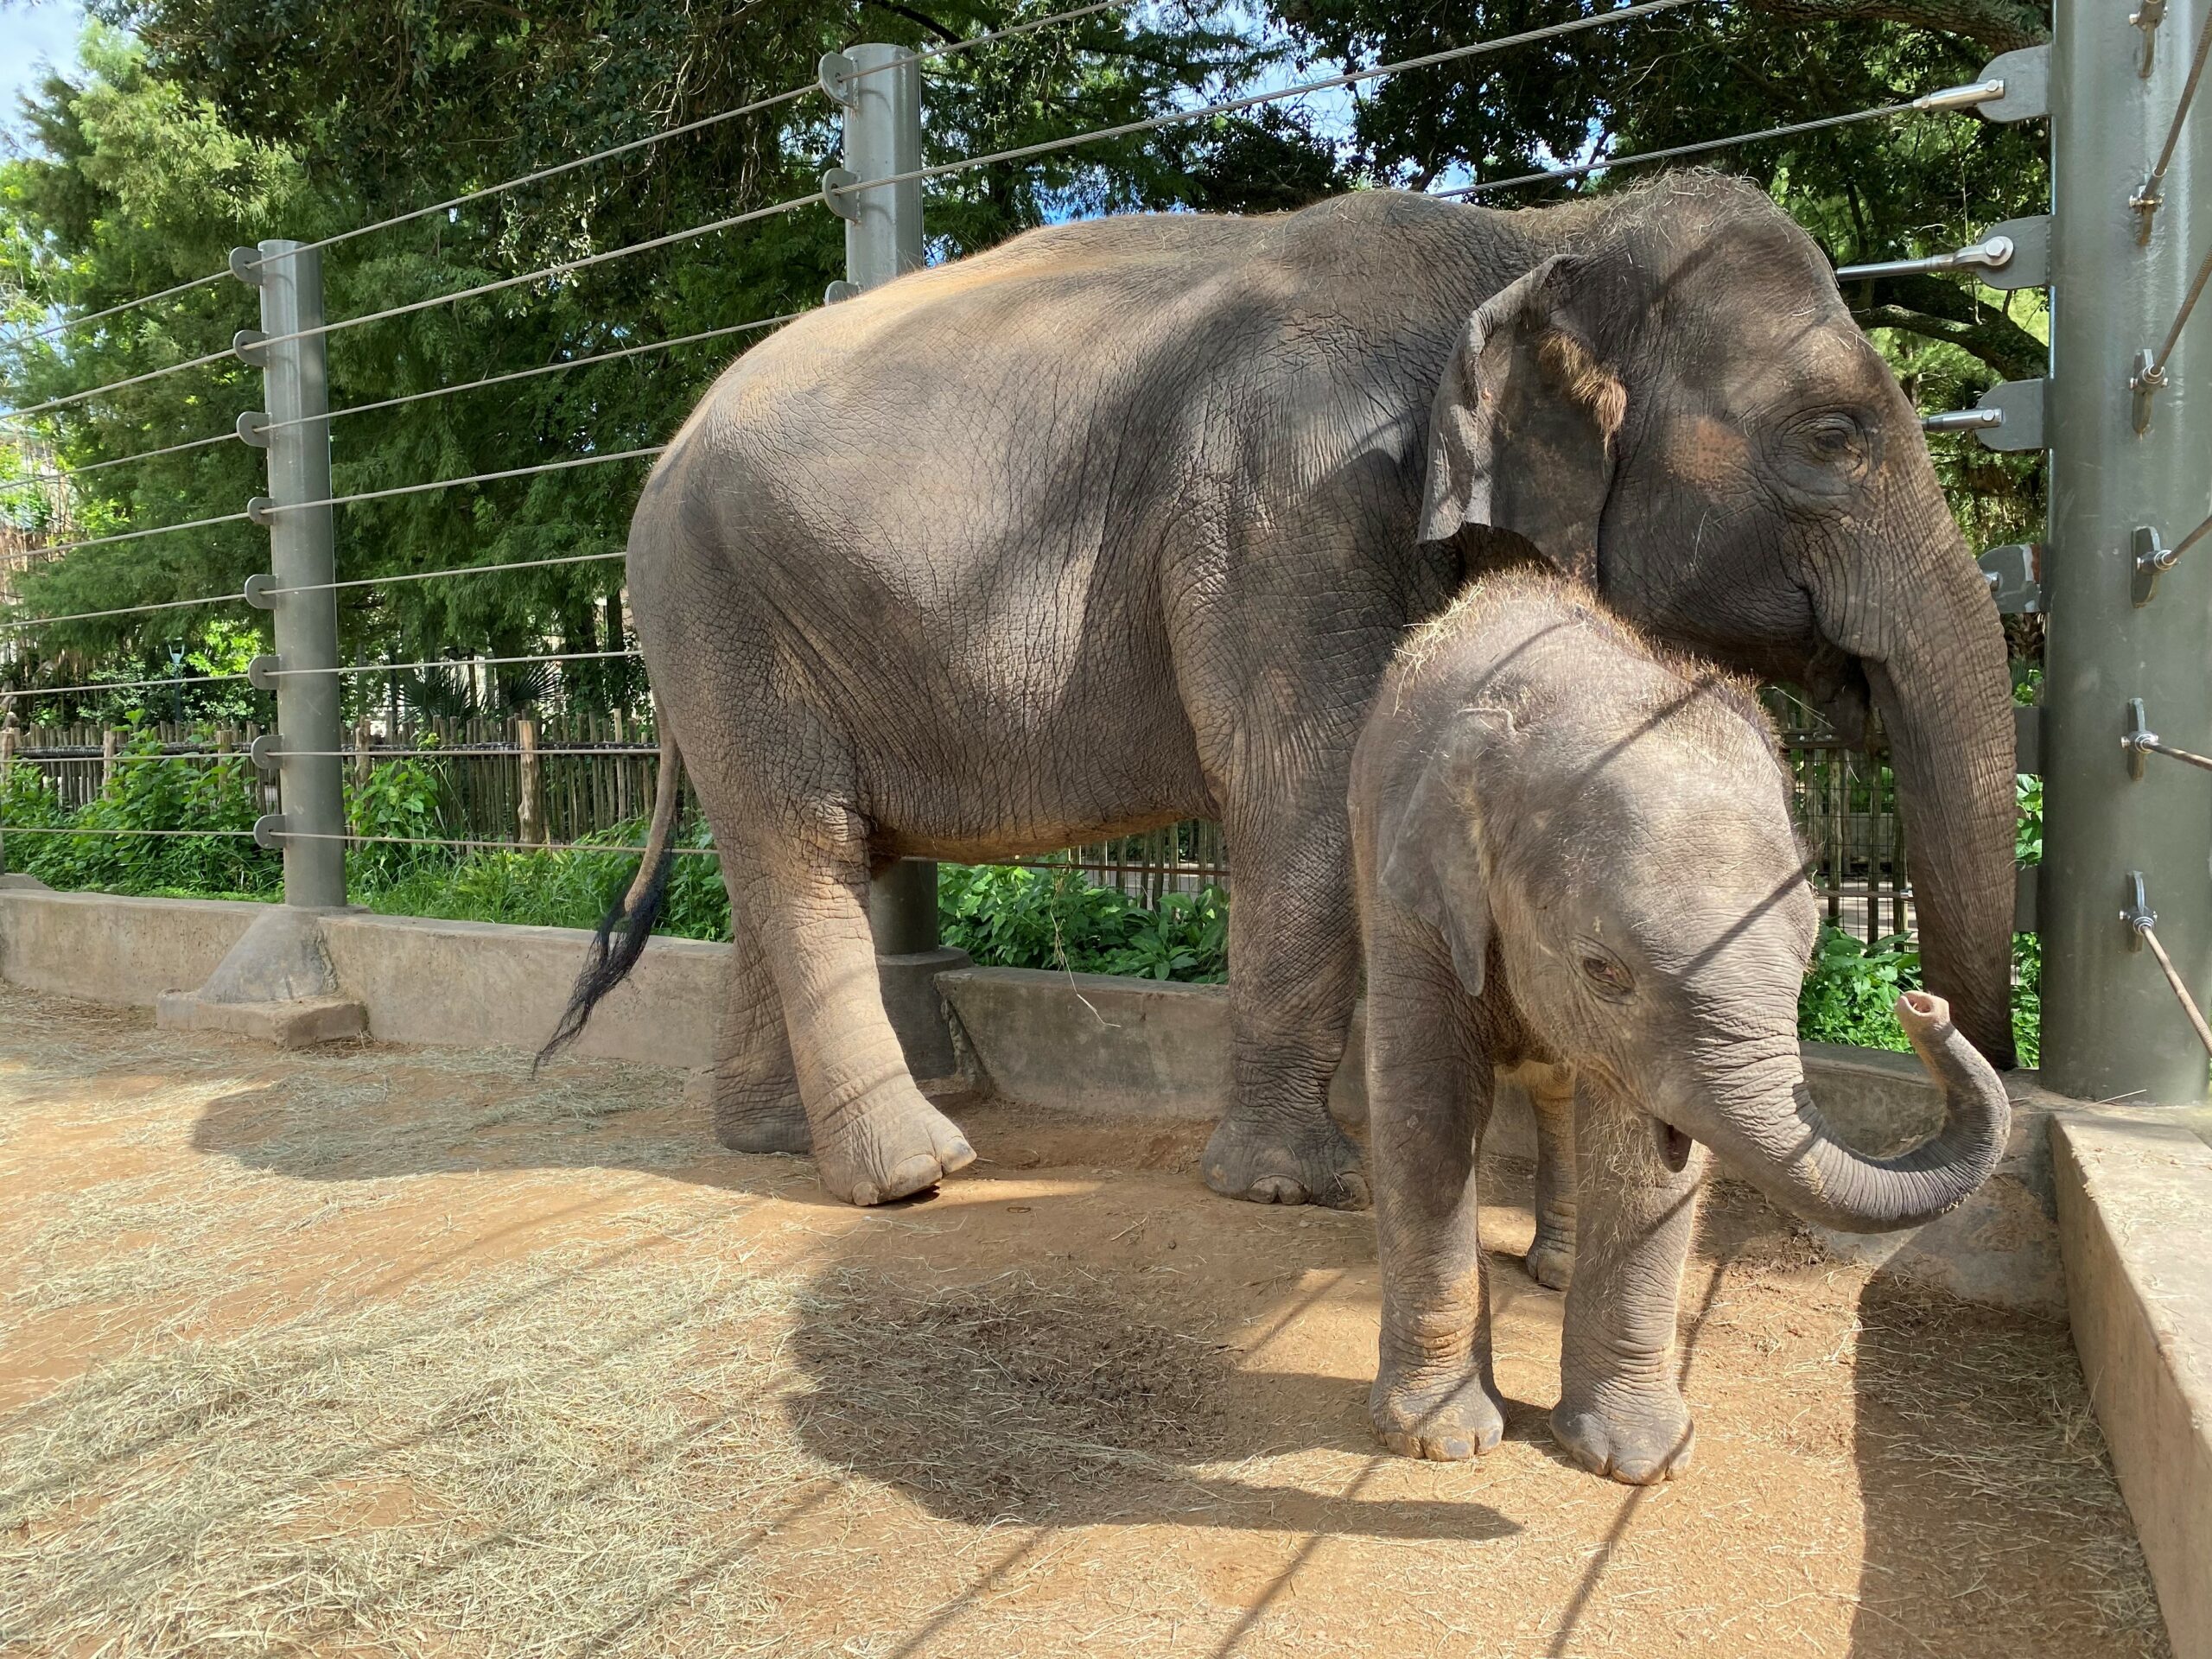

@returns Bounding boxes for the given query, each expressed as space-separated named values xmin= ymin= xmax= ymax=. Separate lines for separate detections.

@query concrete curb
xmin=2052 ymin=1107 xmax=2212 ymax=1659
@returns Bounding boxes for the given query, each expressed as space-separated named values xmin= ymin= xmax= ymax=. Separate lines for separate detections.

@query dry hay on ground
xmin=0 ymin=988 xmax=2175 ymax=1658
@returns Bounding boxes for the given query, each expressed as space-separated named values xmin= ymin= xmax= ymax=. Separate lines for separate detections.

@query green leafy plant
xmin=938 ymin=863 xmax=1229 ymax=983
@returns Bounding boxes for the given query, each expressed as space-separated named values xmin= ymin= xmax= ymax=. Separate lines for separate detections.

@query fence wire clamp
xmin=237 ymin=410 xmax=270 ymax=449
xmin=1919 ymin=46 xmax=2049 ymax=123
xmin=246 ymin=654 xmax=283 ymax=691
xmin=2133 ymin=524 xmax=2177 ymax=606
xmin=252 ymin=813 xmax=287 ymax=852
xmin=2131 ymin=349 xmax=2167 ymax=432
xmin=1836 ymin=233 xmax=2014 ymax=283
xmin=824 ymin=280 xmax=861 ymax=304
xmin=243 ymin=572 xmax=279 ymax=610
xmin=245 ymin=494 xmax=276 ymax=527
xmin=2125 ymin=698 xmax=2158 ymax=781
xmin=2123 ymin=871 xmax=2156 ymax=948
xmin=248 ymin=733 xmax=283 ymax=776
xmin=1979 ymin=542 xmax=2041 ymax=613
xmin=226 ymin=246 xmax=265 ymax=288
xmin=2133 ymin=0 xmax=2169 ymax=75
xmin=818 ymin=51 xmax=858 ymax=107
xmin=232 ymin=327 xmax=270 ymax=368
xmin=821 ymin=168 xmax=861 ymax=222
xmin=2131 ymin=172 xmax=2164 ymax=244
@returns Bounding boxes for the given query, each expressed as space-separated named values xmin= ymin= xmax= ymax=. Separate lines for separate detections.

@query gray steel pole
xmin=834 ymin=44 xmax=938 ymax=954
xmin=240 ymin=240 xmax=347 ymax=909
xmin=2041 ymin=0 xmax=2212 ymax=1101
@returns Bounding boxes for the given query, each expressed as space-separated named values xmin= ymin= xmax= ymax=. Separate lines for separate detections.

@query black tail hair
xmin=537 ymin=725 xmax=684 ymax=1069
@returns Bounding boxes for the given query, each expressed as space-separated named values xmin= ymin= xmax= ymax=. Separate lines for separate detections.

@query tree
xmin=3 ymin=3 xmax=1338 ymax=717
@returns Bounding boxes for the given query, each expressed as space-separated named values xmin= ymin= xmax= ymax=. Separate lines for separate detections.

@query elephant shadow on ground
xmin=778 ymin=1261 xmax=1520 ymax=1545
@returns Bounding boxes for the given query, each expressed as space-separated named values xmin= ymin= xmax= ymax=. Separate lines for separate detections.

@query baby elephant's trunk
xmin=1688 ymin=994 xmax=2012 ymax=1235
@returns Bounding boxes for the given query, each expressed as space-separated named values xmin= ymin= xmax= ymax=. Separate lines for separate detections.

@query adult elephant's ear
xmin=1418 ymin=254 xmax=1625 ymax=575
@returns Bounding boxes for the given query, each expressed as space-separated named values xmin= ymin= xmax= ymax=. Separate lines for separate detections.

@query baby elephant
xmin=1349 ymin=571 xmax=2009 ymax=1484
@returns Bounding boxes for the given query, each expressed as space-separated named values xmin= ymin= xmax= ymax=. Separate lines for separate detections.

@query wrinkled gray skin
xmin=580 ymin=171 xmax=2017 ymax=1211
xmin=1351 ymin=570 xmax=2010 ymax=1484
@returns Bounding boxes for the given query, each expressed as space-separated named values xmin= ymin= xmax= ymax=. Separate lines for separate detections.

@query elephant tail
xmin=537 ymin=723 xmax=687 ymax=1068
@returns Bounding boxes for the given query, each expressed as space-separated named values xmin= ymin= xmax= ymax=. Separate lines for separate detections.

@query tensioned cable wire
xmin=261 ymin=649 xmax=641 ymax=679
xmin=2144 ymin=3 xmax=2212 ymax=214
xmin=1 ymin=590 xmax=251 ymax=631
xmin=3 ymin=548 xmax=631 ymax=633
xmin=257 ymin=313 xmax=802 ymax=438
xmin=261 ymin=548 xmax=626 ymax=600
xmin=1437 ymin=100 xmax=1917 ymax=200
xmin=0 ymin=341 xmax=240 ymax=426
xmin=2137 ymin=919 xmax=2212 ymax=1058
xmin=0 ymin=824 xmax=259 ymax=839
xmin=8 ymin=669 xmax=250 ymax=697
xmin=234 ymin=0 xmax=1129 ymax=279
xmin=9 ymin=269 xmax=236 ymax=346
xmin=2144 ymin=238 xmax=2212 ymax=384
xmin=239 ymin=0 xmax=1707 ymax=364
xmin=0 ymin=426 xmax=238 ymax=491
xmin=258 ymin=447 xmax=666 ymax=518
xmin=0 ymin=1 xmax=1124 ymax=360
xmin=35 ymin=505 xmax=255 ymax=559
xmin=267 ymin=745 xmax=660 ymax=759
xmin=274 ymin=828 xmax=721 ymax=855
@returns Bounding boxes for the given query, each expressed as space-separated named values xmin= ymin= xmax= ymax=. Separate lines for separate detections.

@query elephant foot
xmin=1202 ymin=1115 xmax=1370 ymax=1210
xmin=1551 ymin=1388 xmax=1695 ymax=1485
xmin=1370 ymin=1365 xmax=1505 ymax=1462
xmin=713 ymin=1090 xmax=810 ymax=1154
xmin=813 ymin=1086 xmax=976 ymax=1207
xmin=1523 ymin=1230 xmax=1574 ymax=1291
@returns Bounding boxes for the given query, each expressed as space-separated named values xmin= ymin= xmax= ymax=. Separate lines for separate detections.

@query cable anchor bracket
xmin=2131 ymin=0 xmax=2168 ymax=76
xmin=2132 ymin=350 xmax=2167 ymax=433
xmin=226 ymin=246 xmax=265 ymax=288
xmin=2123 ymin=872 xmax=2156 ymax=950
xmin=821 ymin=167 xmax=861 ymax=223
xmin=2133 ymin=524 xmax=2178 ymax=606
xmin=252 ymin=813 xmax=288 ymax=852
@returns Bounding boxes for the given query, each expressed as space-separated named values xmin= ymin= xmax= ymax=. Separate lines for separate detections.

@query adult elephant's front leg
xmin=1203 ymin=810 xmax=1366 ymax=1209
xmin=1552 ymin=1084 xmax=1704 ymax=1484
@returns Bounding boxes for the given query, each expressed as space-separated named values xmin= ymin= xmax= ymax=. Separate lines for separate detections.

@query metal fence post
xmin=827 ymin=44 xmax=938 ymax=959
xmin=2040 ymin=0 xmax=2212 ymax=1100
xmin=236 ymin=239 xmax=347 ymax=909
xmin=822 ymin=41 xmax=967 ymax=1071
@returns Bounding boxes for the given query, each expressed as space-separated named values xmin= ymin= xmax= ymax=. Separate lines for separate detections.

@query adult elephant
xmin=544 ymin=173 xmax=2018 ymax=1210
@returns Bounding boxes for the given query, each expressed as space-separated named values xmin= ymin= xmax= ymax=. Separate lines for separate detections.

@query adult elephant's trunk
xmin=1818 ymin=537 xmax=2019 ymax=1069
xmin=1685 ymin=994 xmax=2011 ymax=1234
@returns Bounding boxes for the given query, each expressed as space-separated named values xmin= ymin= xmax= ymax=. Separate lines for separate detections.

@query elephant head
xmin=1381 ymin=632 xmax=2011 ymax=1233
xmin=1420 ymin=176 xmax=2018 ymax=1069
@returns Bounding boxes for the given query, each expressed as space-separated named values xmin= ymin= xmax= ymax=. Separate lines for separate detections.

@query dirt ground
xmin=0 ymin=990 xmax=2171 ymax=1659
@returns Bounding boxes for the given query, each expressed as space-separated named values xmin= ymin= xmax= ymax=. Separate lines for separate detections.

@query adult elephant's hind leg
xmin=1204 ymin=820 xmax=1366 ymax=1210
xmin=709 ymin=903 xmax=806 ymax=1154
xmin=739 ymin=818 xmax=976 ymax=1207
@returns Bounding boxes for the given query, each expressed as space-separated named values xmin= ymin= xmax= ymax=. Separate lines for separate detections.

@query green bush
xmin=938 ymin=862 xmax=1229 ymax=982
xmin=2 ymin=733 xmax=277 ymax=897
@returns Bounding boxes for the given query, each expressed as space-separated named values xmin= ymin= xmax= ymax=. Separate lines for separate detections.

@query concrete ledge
xmin=941 ymin=968 xmax=2065 ymax=1314
xmin=155 ymin=991 xmax=367 ymax=1048
xmin=0 ymin=889 xmax=2080 ymax=1314
xmin=2053 ymin=1108 xmax=2212 ymax=1659
xmin=0 ymin=889 xmax=260 ymax=1005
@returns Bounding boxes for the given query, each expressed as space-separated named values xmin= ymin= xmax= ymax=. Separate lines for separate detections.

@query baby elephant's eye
xmin=1580 ymin=953 xmax=1634 ymax=995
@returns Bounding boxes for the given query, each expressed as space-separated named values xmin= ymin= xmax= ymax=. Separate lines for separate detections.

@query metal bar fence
xmin=3 ymin=713 xmax=1911 ymax=938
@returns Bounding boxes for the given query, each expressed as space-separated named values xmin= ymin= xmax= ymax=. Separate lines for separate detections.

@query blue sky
xmin=2 ymin=0 xmax=86 ymax=139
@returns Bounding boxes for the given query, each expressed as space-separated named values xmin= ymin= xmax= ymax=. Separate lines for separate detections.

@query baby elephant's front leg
xmin=1552 ymin=1086 xmax=1705 ymax=1484
xmin=1365 ymin=936 xmax=1504 ymax=1461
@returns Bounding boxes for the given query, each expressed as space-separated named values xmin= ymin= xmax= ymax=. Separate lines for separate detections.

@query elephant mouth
xmin=1657 ymin=1120 xmax=1694 ymax=1173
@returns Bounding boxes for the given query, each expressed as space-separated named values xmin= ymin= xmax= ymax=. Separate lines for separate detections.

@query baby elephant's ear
xmin=1378 ymin=737 xmax=1492 ymax=999
xmin=1418 ymin=253 xmax=1625 ymax=578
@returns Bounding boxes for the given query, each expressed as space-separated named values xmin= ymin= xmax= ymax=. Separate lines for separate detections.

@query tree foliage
xmin=3 ymin=0 xmax=2050 ymax=708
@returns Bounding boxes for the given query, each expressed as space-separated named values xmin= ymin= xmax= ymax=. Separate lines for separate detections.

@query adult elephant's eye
xmin=1580 ymin=952 xmax=1634 ymax=995
xmin=1792 ymin=410 xmax=1873 ymax=474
